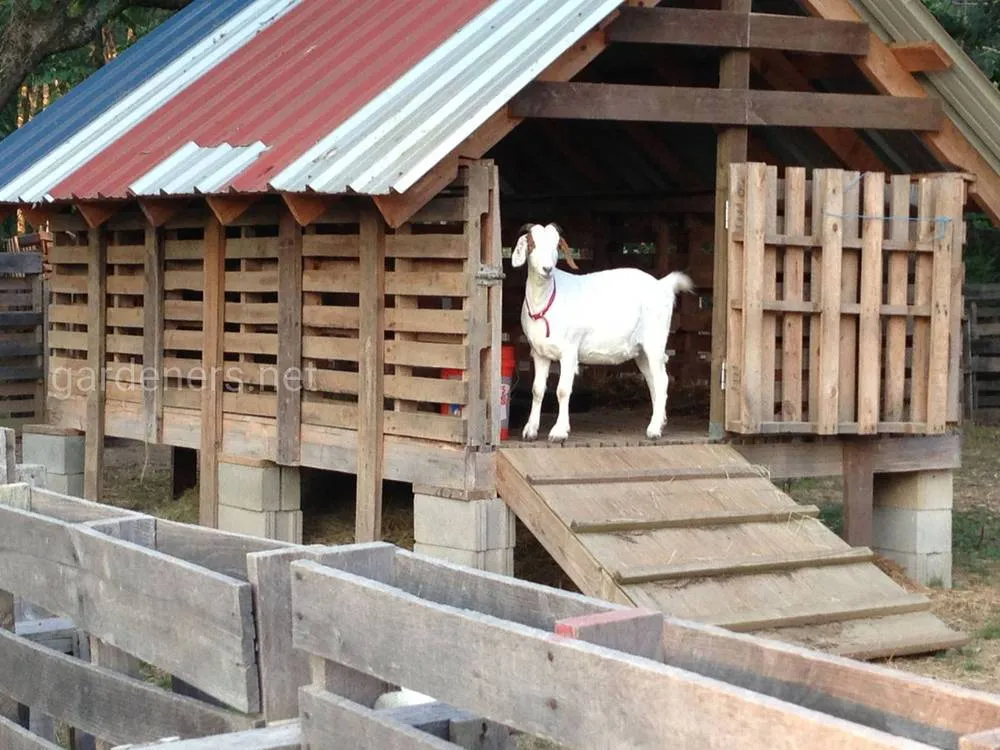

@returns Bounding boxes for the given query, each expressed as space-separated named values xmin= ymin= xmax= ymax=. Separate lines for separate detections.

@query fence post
xmin=0 ymin=427 xmax=16 ymax=723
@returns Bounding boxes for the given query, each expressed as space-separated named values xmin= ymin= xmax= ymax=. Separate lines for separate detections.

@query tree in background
xmin=0 ymin=1 xmax=190 ymax=235
xmin=923 ymin=0 xmax=1000 ymax=282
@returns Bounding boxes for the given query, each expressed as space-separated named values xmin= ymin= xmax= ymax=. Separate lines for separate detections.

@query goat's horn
xmin=558 ymin=237 xmax=579 ymax=270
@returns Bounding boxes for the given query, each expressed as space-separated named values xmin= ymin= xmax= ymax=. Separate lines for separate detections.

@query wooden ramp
xmin=497 ymin=443 xmax=967 ymax=660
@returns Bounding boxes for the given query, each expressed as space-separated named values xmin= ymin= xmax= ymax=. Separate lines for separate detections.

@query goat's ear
xmin=558 ymin=237 xmax=579 ymax=271
xmin=511 ymin=233 xmax=530 ymax=268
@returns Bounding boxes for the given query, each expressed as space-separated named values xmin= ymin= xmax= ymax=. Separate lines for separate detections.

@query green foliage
xmin=922 ymin=0 xmax=1000 ymax=283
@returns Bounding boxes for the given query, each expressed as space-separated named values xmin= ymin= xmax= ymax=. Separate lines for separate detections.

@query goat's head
xmin=510 ymin=223 xmax=579 ymax=278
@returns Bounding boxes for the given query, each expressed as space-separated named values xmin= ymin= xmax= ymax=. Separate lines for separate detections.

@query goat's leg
xmin=646 ymin=353 xmax=670 ymax=440
xmin=522 ymin=353 xmax=551 ymax=441
xmin=635 ymin=352 xmax=656 ymax=405
xmin=548 ymin=354 xmax=577 ymax=442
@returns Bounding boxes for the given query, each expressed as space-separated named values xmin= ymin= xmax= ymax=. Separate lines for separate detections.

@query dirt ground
xmin=96 ymin=424 xmax=1000 ymax=698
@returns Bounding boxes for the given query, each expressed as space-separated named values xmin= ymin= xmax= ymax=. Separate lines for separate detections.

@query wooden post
xmin=842 ymin=440 xmax=874 ymax=547
xmin=0 ymin=428 xmax=15 ymax=723
xmin=143 ymin=223 xmax=164 ymax=445
xmin=710 ymin=0 xmax=751 ymax=440
xmin=84 ymin=224 xmax=107 ymax=501
xmin=200 ymin=213 xmax=226 ymax=528
xmin=483 ymin=162 xmax=503 ymax=445
xmin=277 ymin=207 xmax=303 ymax=466
xmin=355 ymin=204 xmax=387 ymax=542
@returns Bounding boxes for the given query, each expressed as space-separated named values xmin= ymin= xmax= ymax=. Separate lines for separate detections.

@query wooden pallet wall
xmin=47 ymin=229 xmax=89 ymax=428
xmin=725 ymin=163 xmax=966 ymax=436
xmin=0 ymin=251 xmax=45 ymax=428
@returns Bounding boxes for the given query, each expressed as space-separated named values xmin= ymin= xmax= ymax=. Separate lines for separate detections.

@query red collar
xmin=526 ymin=279 xmax=556 ymax=338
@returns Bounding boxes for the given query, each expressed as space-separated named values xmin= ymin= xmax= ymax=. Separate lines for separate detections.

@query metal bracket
xmin=476 ymin=265 xmax=505 ymax=286
xmin=720 ymin=362 xmax=727 ymax=391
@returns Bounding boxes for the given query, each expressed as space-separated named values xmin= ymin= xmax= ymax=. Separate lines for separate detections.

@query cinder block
xmin=218 ymin=462 xmax=281 ymax=512
xmin=876 ymin=549 xmax=952 ymax=589
xmin=15 ymin=464 xmax=47 ymax=488
xmin=873 ymin=470 xmax=953 ymax=511
xmin=413 ymin=494 xmax=515 ymax=551
xmin=413 ymin=543 xmax=514 ymax=576
xmin=873 ymin=507 xmax=952 ymax=555
xmin=218 ymin=504 xmax=302 ymax=543
xmin=21 ymin=433 xmax=84 ymax=476
xmin=45 ymin=472 xmax=84 ymax=498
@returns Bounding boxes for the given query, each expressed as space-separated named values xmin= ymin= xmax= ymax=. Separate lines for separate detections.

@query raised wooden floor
xmin=496 ymin=443 xmax=967 ymax=660
xmin=502 ymin=408 xmax=710 ymax=448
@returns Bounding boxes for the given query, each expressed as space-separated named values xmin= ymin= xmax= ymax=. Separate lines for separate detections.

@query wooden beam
xmin=962 ymin=729 xmax=1000 ymax=750
xmin=84 ymin=223 xmax=108 ymax=501
xmin=798 ymin=0 xmax=1000 ymax=224
xmin=608 ymin=8 xmax=868 ymax=56
xmin=373 ymin=29 xmax=610 ymax=228
xmin=281 ymin=192 xmax=336 ymax=227
xmin=276 ymin=207 xmax=303 ymax=466
xmin=751 ymin=50 xmax=885 ymax=172
xmin=142 ymin=223 xmax=165 ymax=445
xmin=841 ymin=441 xmax=874 ymax=546
xmin=205 ymin=195 xmax=258 ymax=226
xmin=890 ymin=40 xmax=953 ymax=73
xmin=200 ymin=214 xmax=226 ymax=528
xmin=355 ymin=204 xmax=387 ymax=542
xmin=711 ymin=0 xmax=751 ymax=441
xmin=138 ymin=197 xmax=189 ymax=228
xmin=509 ymin=82 xmax=943 ymax=131
xmin=75 ymin=201 xmax=121 ymax=230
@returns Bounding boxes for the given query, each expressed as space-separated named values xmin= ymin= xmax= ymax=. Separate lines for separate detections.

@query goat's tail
xmin=659 ymin=271 xmax=694 ymax=303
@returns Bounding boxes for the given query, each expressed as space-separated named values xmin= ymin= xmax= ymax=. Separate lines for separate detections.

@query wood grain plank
xmin=910 ymin=179 xmax=935 ymax=424
xmin=761 ymin=165 xmax=779 ymax=423
xmin=143 ymin=225 xmax=165 ymax=444
xmin=725 ymin=163 xmax=748 ymax=432
xmin=839 ymin=171 xmax=861 ymax=424
xmin=290 ymin=560 xmax=937 ymax=750
xmin=884 ymin=176 xmax=911 ymax=421
xmin=85 ymin=225 xmax=107 ymax=500
xmin=782 ymin=167 xmax=807 ymax=421
xmin=356 ymin=206 xmax=387 ymax=543
xmin=927 ymin=177 xmax=960 ymax=430
xmin=818 ymin=169 xmax=844 ymax=434
xmin=857 ymin=173 xmax=885 ymax=433
xmin=277 ymin=209 xmax=303 ymax=465
xmin=200 ymin=215 xmax=226 ymax=528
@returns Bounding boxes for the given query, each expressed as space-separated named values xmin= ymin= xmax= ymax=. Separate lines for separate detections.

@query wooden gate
xmin=723 ymin=163 xmax=967 ymax=436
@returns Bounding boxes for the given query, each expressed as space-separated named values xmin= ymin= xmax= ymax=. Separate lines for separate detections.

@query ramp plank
xmin=496 ymin=444 xmax=967 ymax=659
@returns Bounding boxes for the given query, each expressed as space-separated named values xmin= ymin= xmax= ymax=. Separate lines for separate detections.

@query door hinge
xmin=476 ymin=265 xmax=505 ymax=286
xmin=724 ymin=199 xmax=730 ymax=230
xmin=720 ymin=362 xmax=727 ymax=391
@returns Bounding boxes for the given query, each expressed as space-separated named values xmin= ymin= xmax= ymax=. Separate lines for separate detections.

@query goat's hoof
xmin=547 ymin=427 xmax=569 ymax=442
xmin=646 ymin=427 xmax=663 ymax=440
xmin=522 ymin=424 xmax=539 ymax=441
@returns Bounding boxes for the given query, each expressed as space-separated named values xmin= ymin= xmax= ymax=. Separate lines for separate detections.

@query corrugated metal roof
xmin=0 ymin=0 xmax=303 ymax=204
xmin=129 ymin=142 xmax=269 ymax=196
xmin=269 ymin=0 xmax=624 ymax=196
xmin=850 ymin=0 xmax=1000 ymax=177
xmin=50 ymin=0 xmax=495 ymax=201
xmin=0 ymin=0 xmax=257 ymax=193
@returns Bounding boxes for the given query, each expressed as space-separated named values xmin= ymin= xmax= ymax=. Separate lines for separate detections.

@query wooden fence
xmin=0 ymin=237 xmax=48 ymax=429
xmin=725 ymin=164 xmax=967 ymax=436
xmin=3 ymin=432 xmax=1000 ymax=749
xmin=965 ymin=283 xmax=1000 ymax=422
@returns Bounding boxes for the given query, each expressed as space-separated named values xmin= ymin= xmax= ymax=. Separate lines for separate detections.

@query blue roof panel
xmin=0 ymin=0 xmax=256 ymax=191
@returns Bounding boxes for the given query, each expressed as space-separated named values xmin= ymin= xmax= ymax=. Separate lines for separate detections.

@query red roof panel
xmin=52 ymin=0 xmax=493 ymax=200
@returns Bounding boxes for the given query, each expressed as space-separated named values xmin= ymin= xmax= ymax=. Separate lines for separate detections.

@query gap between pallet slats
xmin=761 ymin=165 xmax=778 ymax=424
xmin=884 ymin=176 xmax=911 ymax=422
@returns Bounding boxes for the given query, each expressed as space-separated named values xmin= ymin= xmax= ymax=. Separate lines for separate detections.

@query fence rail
xmin=2 ymin=428 xmax=1000 ymax=749
xmin=965 ymin=283 xmax=1000 ymax=422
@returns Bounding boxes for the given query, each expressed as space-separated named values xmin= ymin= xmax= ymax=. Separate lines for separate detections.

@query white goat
xmin=511 ymin=223 xmax=693 ymax=442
